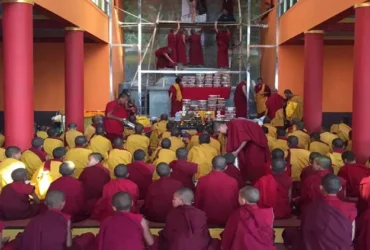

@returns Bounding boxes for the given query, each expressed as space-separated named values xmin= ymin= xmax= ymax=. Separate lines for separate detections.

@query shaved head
xmin=239 ymin=186 xmax=260 ymax=204
xmin=45 ymin=190 xmax=66 ymax=209
xmin=310 ymin=132 xmax=321 ymax=141
xmin=161 ymin=138 xmax=171 ymax=149
xmin=5 ymin=146 xmax=21 ymax=158
xmin=321 ymin=174 xmax=341 ymax=195
xmin=174 ymin=188 xmax=194 ymax=205
xmin=171 ymin=128 xmax=181 ymax=137
xmin=276 ymin=128 xmax=286 ymax=137
xmin=68 ymin=123 xmax=77 ymax=129
xmin=271 ymin=159 xmax=286 ymax=174
xmin=75 ymin=136 xmax=87 ymax=147
xmin=224 ymin=153 xmax=236 ymax=165
xmin=160 ymin=114 xmax=169 ymax=121
xmin=31 ymin=137 xmax=44 ymax=148
xmin=199 ymin=134 xmax=210 ymax=144
xmin=176 ymin=148 xmax=188 ymax=160
xmin=309 ymin=152 xmax=321 ymax=163
xmin=112 ymin=192 xmax=132 ymax=211
xmin=314 ymin=156 xmax=332 ymax=170
xmin=47 ymin=128 xmax=58 ymax=137
xmin=53 ymin=147 xmax=66 ymax=159
xmin=133 ymin=149 xmax=146 ymax=161
xmin=212 ymin=156 xmax=227 ymax=171
xmin=113 ymin=137 xmax=124 ymax=148
xmin=95 ymin=125 xmax=105 ymax=135
xmin=296 ymin=122 xmax=305 ymax=130
xmin=156 ymin=162 xmax=171 ymax=177
xmin=166 ymin=122 xmax=175 ymax=131
xmin=332 ymin=138 xmax=344 ymax=149
xmin=59 ymin=161 xmax=75 ymax=176
xmin=11 ymin=168 xmax=27 ymax=182
xmin=271 ymin=148 xmax=285 ymax=160
xmin=287 ymin=136 xmax=299 ymax=148
xmin=135 ymin=124 xmax=144 ymax=134
xmin=114 ymin=164 xmax=128 ymax=178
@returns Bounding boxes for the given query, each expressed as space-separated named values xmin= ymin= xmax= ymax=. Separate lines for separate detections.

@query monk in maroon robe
xmin=254 ymin=159 xmax=292 ymax=219
xmin=167 ymin=28 xmax=178 ymax=63
xmin=159 ymin=188 xmax=219 ymax=250
xmin=187 ymin=29 xmax=204 ymax=66
xmin=265 ymin=89 xmax=284 ymax=119
xmin=223 ymin=153 xmax=244 ymax=188
xmin=263 ymin=148 xmax=292 ymax=178
xmin=143 ymin=163 xmax=183 ymax=223
xmin=48 ymin=162 xmax=88 ymax=222
xmin=219 ymin=119 xmax=270 ymax=182
xmin=222 ymin=186 xmax=275 ymax=250
xmin=170 ymin=148 xmax=197 ymax=190
xmin=168 ymin=77 xmax=183 ymax=117
xmin=155 ymin=46 xmax=175 ymax=69
xmin=234 ymin=80 xmax=247 ymax=118
xmin=78 ymin=153 xmax=110 ymax=211
xmin=19 ymin=190 xmax=95 ymax=250
xmin=300 ymin=152 xmax=321 ymax=182
xmin=176 ymin=29 xmax=187 ymax=65
xmin=355 ymin=208 xmax=370 ymax=250
xmin=195 ymin=156 xmax=239 ymax=226
xmin=92 ymin=164 xmax=139 ymax=221
xmin=0 ymin=169 xmax=40 ymax=220
xmin=97 ymin=192 xmax=154 ymax=250
xmin=215 ymin=22 xmax=230 ymax=68
xmin=338 ymin=151 xmax=370 ymax=198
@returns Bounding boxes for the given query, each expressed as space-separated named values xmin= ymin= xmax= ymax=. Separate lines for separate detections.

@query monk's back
xmin=65 ymin=147 xmax=92 ymax=178
xmin=21 ymin=150 xmax=44 ymax=178
xmin=79 ymin=166 xmax=111 ymax=200
xmin=288 ymin=148 xmax=310 ymax=181
xmin=66 ymin=130 xmax=83 ymax=149
xmin=327 ymin=151 xmax=345 ymax=174
xmin=127 ymin=162 xmax=155 ymax=199
xmin=43 ymin=138 xmax=64 ymax=158
xmin=189 ymin=144 xmax=218 ymax=179
xmin=0 ymin=158 xmax=26 ymax=190
xmin=169 ymin=136 xmax=185 ymax=152
xmin=289 ymin=130 xmax=310 ymax=149
xmin=125 ymin=134 xmax=150 ymax=155
xmin=309 ymin=141 xmax=330 ymax=155
xmin=106 ymin=148 xmax=132 ymax=175
xmin=89 ymin=135 xmax=112 ymax=158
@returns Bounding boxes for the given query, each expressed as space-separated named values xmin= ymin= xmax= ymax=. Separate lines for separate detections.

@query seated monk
xmin=338 ymin=151 xmax=370 ymax=198
xmin=262 ymin=117 xmax=277 ymax=138
xmin=271 ymin=128 xmax=289 ymax=153
xmin=79 ymin=153 xmax=111 ymax=209
xmin=127 ymin=149 xmax=155 ymax=199
xmin=65 ymin=136 xmax=92 ymax=178
xmin=188 ymin=134 xmax=219 ymax=179
xmin=159 ymin=122 xmax=175 ymax=141
xmin=19 ymin=190 xmax=95 ymax=250
xmin=263 ymin=148 xmax=292 ymax=178
xmin=262 ymin=126 xmax=275 ymax=152
xmin=288 ymin=122 xmax=310 ymax=149
xmin=186 ymin=125 xmax=205 ymax=151
xmin=159 ymin=188 xmax=219 ymax=250
xmin=167 ymin=128 xmax=185 ymax=152
xmin=170 ymin=148 xmax=198 ymax=190
xmin=21 ymin=137 xmax=48 ymax=178
xmin=221 ymin=186 xmax=275 ymax=250
xmin=284 ymin=89 xmax=303 ymax=122
xmin=65 ymin=123 xmax=83 ymax=149
xmin=143 ymin=163 xmax=183 ymax=223
xmin=106 ymin=137 xmax=132 ymax=177
xmin=327 ymin=138 xmax=345 ymax=174
xmin=345 ymin=130 xmax=352 ymax=151
xmin=0 ymin=169 xmax=40 ymax=220
xmin=43 ymin=128 xmax=64 ymax=158
xmin=92 ymin=164 xmax=139 ymax=221
xmin=48 ymin=161 xmax=88 ymax=222
xmin=308 ymin=132 xmax=330 ymax=155
xmin=151 ymin=139 xmax=177 ymax=179
xmin=223 ymin=153 xmax=244 ymax=188
xmin=0 ymin=148 xmax=5 ymax=162
xmin=205 ymin=126 xmax=222 ymax=154
xmin=125 ymin=123 xmax=150 ymax=158
xmin=89 ymin=125 xmax=112 ymax=160
xmin=36 ymin=125 xmax=48 ymax=139
xmin=123 ymin=115 xmax=137 ymax=139
xmin=286 ymin=136 xmax=310 ymax=181
xmin=31 ymin=147 xmax=66 ymax=199
xmin=335 ymin=117 xmax=352 ymax=142
xmin=300 ymin=152 xmax=321 ymax=182
xmin=96 ymin=192 xmax=154 ymax=250
xmin=0 ymin=146 xmax=26 ymax=191
xmin=320 ymin=130 xmax=338 ymax=151
xmin=149 ymin=113 xmax=169 ymax=151
xmin=254 ymin=159 xmax=292 ymax=219
xmin=270 ymin=108 xmax=285 ymax=127
xmin=84 ymin=115 xmax=103 ymax=141
xmin=195 ymin=156 xmax=239 ymax=226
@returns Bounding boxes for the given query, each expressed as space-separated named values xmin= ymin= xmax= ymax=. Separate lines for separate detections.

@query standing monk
xmin=218 ymin=119 xmax=270 ymax=182
xmin=284 ymin=89 xmax=303 ymax=122
xmin=168 ymin=77 xmax=183 ymax=117
xmin=188 ymin=29 xmax=204 ymax=66
xmin=21 ymin=137 xmax=47 ymax=178
xmin=167 ymin=24 xmax=179 ymax=63
xmin=215 ymin=21 xmax=230 ymax=68
xmin=155 ymin=46 xmax=175 ymax=69
xmin=104 ymin=91 xmax=129 ymax=141
xmin=176 ymin=28 xmax=187 ymax=65
xmin=254 ymin=77 xmax=271 ymax=118
xmin=265 ymin=88 xmax=284 ymax=119
xmin=234 ymin=80 xmax=247 ymax=118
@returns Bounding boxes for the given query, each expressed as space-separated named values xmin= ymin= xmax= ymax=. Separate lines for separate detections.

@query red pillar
xmin=2 ymin=0 xmax=34 ymax=150
xmin=65 ymin=27 xmax=84 ymax=132
xmin=303 ymin=30 xmax=324 ymax=133
xmin=352 ymin=3 xmax=370 ymax=164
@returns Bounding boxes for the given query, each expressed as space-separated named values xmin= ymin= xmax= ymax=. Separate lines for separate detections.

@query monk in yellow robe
xmin=262 ymin=117 xmax=277 ymax=138
xmin=65 ymin=136 xmax=92 ymax=178
xmin=327 ymin=138 xmax=345 ymax=174
xmin=84 ymin=115 xmax=103 ymax=142
xmin=337 ymin=117 xmax=352 ymax=142
xmin=107 ymin=137 xmax=132 ymax=177
xmin=218 ymin=133 xmax=227 ymax=155
xmin=288 ymin=122 xmax=310 ymax=149
xmin=0 ymin=148 xmax=6 ymax=162
xmin=43 ymin=128 xmax=64 ymax=159
xmin=262 ymin=126 xmax=276 ymax=152
xmin=149 ymin=114 xmax=169 ymax=152
xmin=159 ymin=122 xmax=175 ymax=142
xmin=254 ymin=78 xmax=271 ymax=118
xmin=271 ymin=108 xmax=285 ymax=127
xmin=167 ymin=128 xmax=185 ymax=152
xmin=286 ymin=136 xmax=310 ymax=181
xmin=345 ymin=131 xmax=352 ymax=151
xmin=320 ymin=130 xmax=338 ymax=151
xmin=284 ymin=89 xmax=303 ymax=122
xmin=65 ymin=123 xmax=83 ymax=149
xmin=31 ymin=147 xmax=66 ymax=199
xmin=308 ymin=132 xmax=330 ymax=156
xmin=151 ymin=138 xmax=177 ymax=180
xmin=123 ymin=115 xmax=137 ymax=139
xmin=271 ymin=128 xmax=289 ymax=153
xmin=36 ymin=125 xmax=48 ymax=140
xmin=21 ymin=138 xmax=48 ymax=178
xmin=188 ymin=134 xmax=219 ymax=179
xmin=125 ymin=124 xmax=150 ymax=158
xmin=0 ymin=133 xmax=4 ymax=148
xmin=186 ymin=125 xmax=205 ymax=151
xmin=89 ymin=126 xmax=112 ymax=160
xmin=205 ymin=126 xmax=222 ymax=154
xmin=0 ymin=146 xmax=26 ymax=191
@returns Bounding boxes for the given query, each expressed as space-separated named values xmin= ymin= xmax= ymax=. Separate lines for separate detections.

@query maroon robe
xmin=300 ymin=165 xmax=315 ymax=182
xmin=254 ymin=84 xmax=271 ymax=117
xmin=169 ymin=160 xmax=198 ymax=190
xmin=176 ymin=32 xmax=187 ymax=65
xmin=195 ymin=171 xmax=239 ymax=226
xmin=221 ymin=204 xmax=275 ymax=250
xmin=168 ymin=84 xmax=183 ymax=117
xmin=263 ymin=160 xmax=292 ymax=178
xmin=127 ymin=161 xmax=155 ymax=199
xmin=224 ymin=164 xmax=244 ymax=189
xmin=216 ymin=31 xmax=230 ymax=68
xmin=155 ymin=46 xmax=173 ymax=69
xmin=338 ymin=163 xmax=370 ymax=198
xmin=188 ymin=33 xmax=204 ymax=66
xmin=358 ymin=176 xmax=370 ymax=215
xmin=158 ymin=205 xmax=219 ymax=250
xmin=226 ymin=119 xmax=271 ymax=182
xmin=143 ymin=176 xmax=183 ymax=223
xmin=167 ymin=32 xmax=177 ymax=63
xmin=355 ymin=208 xmax=370 ymax=250
xmin=234 ymin=81 xmax=247 ymax=118
xmin=265 ymin=93 xmax=284 ymax=119
xmin=0 ymin=181 xmax=39 ymax=220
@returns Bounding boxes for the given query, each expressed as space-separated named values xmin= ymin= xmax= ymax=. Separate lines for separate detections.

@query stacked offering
xmin=181 ymin=73 xmax=231 ymax=87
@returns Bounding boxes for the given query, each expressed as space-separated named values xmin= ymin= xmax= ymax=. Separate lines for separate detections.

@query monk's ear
xmin=270 ymin=165 xmax=272 ymax=169
xmin=338 ymin=186 xmax=342 ymax=192
xmin=112 ymin=206 xmax=117 ymax=212
xmin=319 ymin=185 xmax=323 ymax=192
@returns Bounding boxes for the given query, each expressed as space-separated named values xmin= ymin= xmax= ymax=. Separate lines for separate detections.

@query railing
xmin=90 ymin=0 xmax=109 ymax=14
xmin=278 ymin=0 xmax=299 ymax=17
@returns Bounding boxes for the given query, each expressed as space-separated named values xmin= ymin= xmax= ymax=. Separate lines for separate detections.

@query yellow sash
xmin=173 ymin=83 xmax=183 ymax=102
xmin=255 ymin=84 xmax=267 ymax=114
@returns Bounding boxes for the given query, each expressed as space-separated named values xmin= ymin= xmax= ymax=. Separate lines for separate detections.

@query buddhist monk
xmin=308 ymin=132 xmax=330 ymax=155
xmin=266 ymin=88 xmax=284 ymax=119
xmin=286 ymin=136 xmax=310 ymax=181
xmin=155 ymin=46 xmax=175 ymax=69
xmin=346 ymin=130 xmax=352 ymax=151
xmin=234 ymin=80 xmax=247 ymax=118
xmin=188 ymin=29 xmax=204 ymax=66
xmin=106 ymin=137 xmax=132 ymax=177
xmin=123 ymin=115 xmax=136 ymax=139
xmin=159 ymin=188 xmax=219 ymax=250
xmin=320 ymin=129 xmax=338 ymax=150
xmin=205 ymin=126 xmax=222 ymax=154
xmin=127 ymin=149 xmax=155 ymax=199
xmin=84 ymin=115 xmax=103 ymax=141
xmin=254 ymin=77 xmax=271 ymax=118
xmin=92 ymin=164 xmax=139 ymax=221
xmin=271 ymin=127 xmax=289 ymax=153
xmin=262 ymin=117 xmax=277 ymax=138
xmin=79 ymin=153 xmax=110 ymax=209
xmin=195 ymin=156 xmax=239 ymax=226
xmin=288 ymin=122 xmax=310 ymax=149
xmin=36 ymin=125 xmax=48 ymax=139
xmin=168 ymin=128 xmax=185 ymax=152
xmin=176 ymin=28 xmax=187 ymax=65
xmin=335 ymin=117 xmax=352 ymax=142
xmin=354 ymin=208 xmax=370 ymax=250
xmin=221 ymin=186 xmax=275 ymax=250
xmin=215 ymin=22 xmax=230 ymax=68
xmin=159 ymin=122 xmax=174 ymax=141
xmin=223 ymin=153 xmax=244 ymax=188
xmin=65 ymin=136 xmax=92 ymax=178
xmin=299 ymin=174 xmax=356 ymax=250
xmin=96 ymin=192 xmax=154 ymax=250
xmin=170 ymin=148 xmax=198 ymax=190
xmin=32 ymin=147 xmax=66 ymax=199
xmin=219 ymin=119 xmax=270 ymax=182
xmin=168 ymin=77 xmax=183 ymax=117
xmin=338 ymin=151 xmax=370 ymax=198
xmin=151 ymin=139 xmax=177 ymax=174
xmin=143 ymin=163 xmax=183 ymax=223
xmin=167 ymin=26 xmax=178 ymax=63
xmin=0 ymin=146 xmax=26 ymax=191
xmin=327 ymin=138 xmax=345 ymax=174
xmin=65 ymin=123 xmax=83 ymax=149
xmin=125 ymin=123 xmax=150 ymax=158
xmin=188 ymin=134 xmax=219 ymax=179
xmin=149 ymin=114 xmax=169 ymax=151
xmin=21 ymin=137 xmax=47 ymax=178
xmin=43 ymin=128 xmax=64 ymax=158
xmin=284 ymin=89 xmax=303 ymax=122
xmin=104 ymin=91 xmax=129 ymax=141
xmin=89 ymin=126 xmax=112 ymax=160
xmin=359 ymin=175 xmax=370 ymax=215
xmin=263 ymin=126 xmax=275 ymax=152
xmin=186 ymin=125 xmax=205 ymax=151
xmin=19 ymin=190 xmax=95 ymax=250
xmin=300 ymin=152 xmax=321 ymax=182
xmin=48 ymin=161 xmax=88 ymax=222
xmin=254 ymin=159 xmax=292 ymax=219
xmin=0 ymin=168 xmax=40 ymax=220
xmin=263 ymin=148 xmax=292 ymax=178
xmin=271 ymin=107 xmax=285 ymax=127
